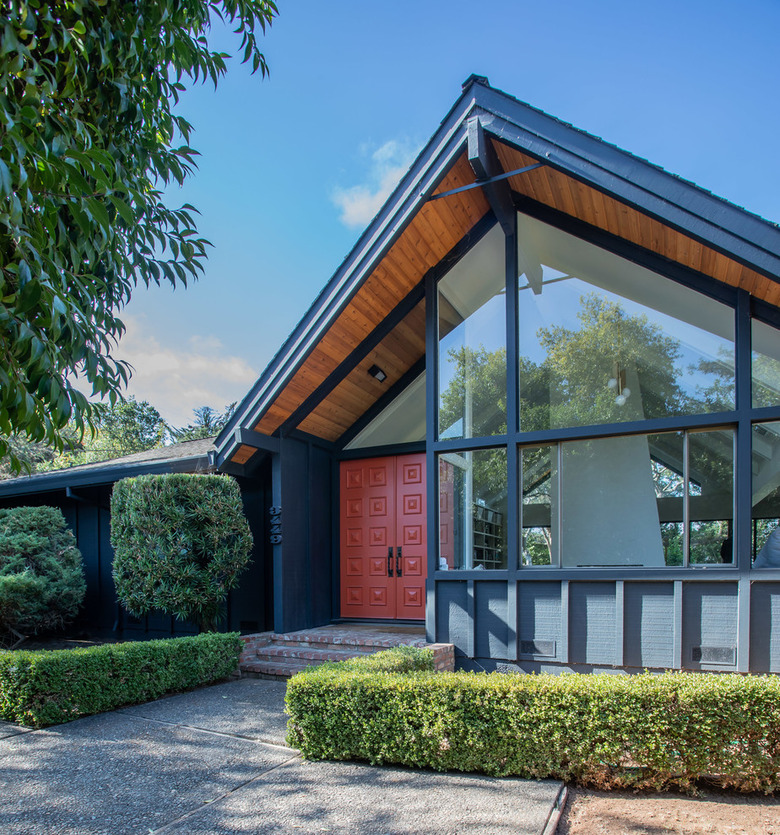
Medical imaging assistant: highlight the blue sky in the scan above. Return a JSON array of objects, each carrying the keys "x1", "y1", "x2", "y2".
[{"x1": 119, "y1": 0, "x2": 780, "y2": 426}]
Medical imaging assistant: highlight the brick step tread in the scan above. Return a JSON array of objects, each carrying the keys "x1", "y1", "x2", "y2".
[
  {"x1": 241, "y1": 659, "x2": 313, "y2": 678},
  {"x1": 271, "y1": 634, "x2": 427, "y2": 650},
  {"x1": 257, "y1": 646, "x2": 373, "y2": 663}
]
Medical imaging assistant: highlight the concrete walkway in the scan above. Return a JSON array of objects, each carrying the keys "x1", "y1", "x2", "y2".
[{"x1": 0, "y1": 679, "x2": 564, "y2": 834}]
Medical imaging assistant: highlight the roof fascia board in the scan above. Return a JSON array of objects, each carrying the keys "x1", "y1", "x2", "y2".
[
  {"x1": 0, "y1": 455, "x2": 210, "y2": 499},
  {"x1": 214, "y1": 90, "x2": 483, "y2": 464},
  {"x1": 472, "y1": 87, "x2": 780, "y2": 279}
]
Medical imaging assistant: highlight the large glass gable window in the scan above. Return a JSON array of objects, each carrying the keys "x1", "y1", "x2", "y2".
[
  {"x1": 430, "y1": 210, "x2": 778, "y2": 573},
  {"x1": 516, "y1": 215, "x2": 735, "y2": 431}
]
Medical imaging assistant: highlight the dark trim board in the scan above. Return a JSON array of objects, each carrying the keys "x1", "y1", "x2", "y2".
[
  {"x1": 338, "y1": 441, "x2": 426, "y2": 461},
  {"x1": 753, "y1": 296, "x2": 780, "y2": 329},
  {"x1": 280, "y1": 283, "x2": 426, "y2": 435},
  {"x1": 235, "y1": 428, "x2": 280, "y2": 454},
  {"x1": 0, "y1": 454, "x2": 211, "y2": 498},
  {"x1": 329, "y1": 618, "x2": 426, "y2": 627},
  {"x1": 432, "y1": 412, "x2": 744, "y2": 455}
]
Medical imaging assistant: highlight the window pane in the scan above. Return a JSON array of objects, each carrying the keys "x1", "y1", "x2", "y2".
[
  {"x1": 752, "y1": 319, "x2": 780, "y2": 408},
  {"x1": 345, "y1": 373, "x2": 426, "y2": 449},
  {"x1": 688, "y1": 429, "x2": 734, "y2": 564},
  {"x1": 753, "y1": 421, "x2": 780, "y2": 568},
  {"x1": 438, "y1": 225, "x2": 506, "y2": 440},
  {"x1": 649, "y1": 432, "x2": 685, "y2": 566},
  {"x1": 516, "y1": 213, "x2": 735, "y2": 431},
  {"x1": 520, "y1": 445, "x2": 556, "y2": 566},
  {"x1": 438, "y1": 448, "x2": 507, "y2": 570},
  {"x1": 559, "y1": 435, "x2": 669, "y2": 567}
]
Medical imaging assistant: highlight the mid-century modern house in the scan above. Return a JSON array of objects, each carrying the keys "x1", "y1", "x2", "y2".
[
  {"x1": 2, "y1": 76, "x2": 779, "y2": 674},
  {"x1": 211, "y1": 75, "x2": 780, "y2": 674}
]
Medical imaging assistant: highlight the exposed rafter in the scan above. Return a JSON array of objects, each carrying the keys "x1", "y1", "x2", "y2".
[{"x1": 235, "y1": 428, "x2": 280, "y2": 454}]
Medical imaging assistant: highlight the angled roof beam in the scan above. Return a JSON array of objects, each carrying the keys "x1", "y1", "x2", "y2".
[
  {"x1": 278, "y1": 282, "x2": 425, "y2": 436},
  {"x1": 428, "y1": 162, "x2": 543, "y2": 202},
  {"x1": 468, "y1": 116, "x2": 515, "y2": 236},
  {"x1": 219, "y1": 460, "x2": 248, "y2": 478},
  {"x1": 235, "y1": 428, "x2": 280, "y2": 455}
]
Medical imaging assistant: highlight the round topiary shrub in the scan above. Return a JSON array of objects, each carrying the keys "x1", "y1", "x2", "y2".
[
  {"x1": 0, "y1": 506, "x2": 87, "y2": 640},
  {"x1": 111, "y1": 473, "x2": 253, "y2": 631}
]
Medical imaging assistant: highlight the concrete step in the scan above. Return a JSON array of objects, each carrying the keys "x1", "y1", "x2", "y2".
[{"x1": 238, "y1": 627, "x2": 447, "y2": 680}]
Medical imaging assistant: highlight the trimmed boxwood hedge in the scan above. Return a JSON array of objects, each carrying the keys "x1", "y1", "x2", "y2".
[
  {"x1": 0, "y1": 632, "x2": 241, "y2": 728},
  {"x1": 286, "y1": 648, "x2": 780, "y2": 793}
]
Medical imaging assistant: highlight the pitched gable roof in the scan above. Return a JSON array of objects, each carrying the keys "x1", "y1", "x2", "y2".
[{"x1": 215, "y1": 75, "x2": 780, "y2": 470}]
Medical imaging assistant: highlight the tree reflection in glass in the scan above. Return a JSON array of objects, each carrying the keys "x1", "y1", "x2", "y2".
[{"x1": 516, "y1": 214, "x2": 735, "y2": 431}]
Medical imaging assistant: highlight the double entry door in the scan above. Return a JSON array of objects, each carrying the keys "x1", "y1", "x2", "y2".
[{"x1": 339, "y1": 453, "x2": 427, "y2": 620}]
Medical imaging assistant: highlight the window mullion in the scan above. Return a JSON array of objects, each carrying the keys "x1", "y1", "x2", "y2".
[{"x1": 683, "y1": 430, "x2": 690, "y2": 568}]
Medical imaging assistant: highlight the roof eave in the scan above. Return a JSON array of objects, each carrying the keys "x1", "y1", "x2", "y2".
[
  {"x1": 0, "y1": 454, "x2": 212, "y2": 499},
  {"x1": 213, "y1": 84, "x2": 485, "y2": 465},
  {"x1": 472, "y1": 85, "x2": 780, "y2": 278}
]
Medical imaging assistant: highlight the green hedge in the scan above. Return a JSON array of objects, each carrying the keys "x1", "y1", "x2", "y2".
[
  {"x1": 286, "y1": 649, "x2": 780, "y2": 792},
  {"x1": 0, "y1": 632, "x2": 241, "y2": 728}
]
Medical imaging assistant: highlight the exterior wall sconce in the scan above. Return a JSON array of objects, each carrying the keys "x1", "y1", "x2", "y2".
[{"x1": 368, "y1": 364, "x2": 387, "y2": 383}]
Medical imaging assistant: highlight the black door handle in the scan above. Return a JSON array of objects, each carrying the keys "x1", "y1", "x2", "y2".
[
  {"x1": 387, "y1": 547, "x2": 393, "y2": 577},
  {"x1": 396, "y1": 546, "x2": 402, "y2": 577}
]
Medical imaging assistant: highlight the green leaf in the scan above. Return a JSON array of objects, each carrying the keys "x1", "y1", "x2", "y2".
[
  {"x1": 110, "y1": 195, "x2": 135, "y2": 225},
  {"x1": 0, "y1": 158, "x2": 11, "y2": 195}
]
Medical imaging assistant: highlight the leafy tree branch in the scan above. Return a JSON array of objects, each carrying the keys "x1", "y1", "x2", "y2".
[{"x1": 0, "y1": 0, "x2": 277, "y2": 469}]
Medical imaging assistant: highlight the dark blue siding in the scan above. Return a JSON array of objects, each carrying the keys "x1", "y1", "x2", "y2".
[{"x1": 623, "y1": 582, "x2": 675, "y2": 670}]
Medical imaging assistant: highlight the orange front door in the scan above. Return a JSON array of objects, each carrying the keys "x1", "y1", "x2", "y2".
[{"x1": 340, "y1": 454, "x2": 426, "y2": 620}]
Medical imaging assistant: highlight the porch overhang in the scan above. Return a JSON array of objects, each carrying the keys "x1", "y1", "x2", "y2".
[{"x1": 215, "y1": 75, "x2": 780, "y2": 472}]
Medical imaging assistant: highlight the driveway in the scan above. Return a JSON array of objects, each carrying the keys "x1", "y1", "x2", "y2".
[{"x1": 0, "y1": 678, "x2": 563, "y2": 834}]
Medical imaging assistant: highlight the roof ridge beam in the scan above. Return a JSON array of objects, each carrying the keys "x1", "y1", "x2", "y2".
[{"x1": 468, "y1": 116, "x2": 515, "y2": 235}]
